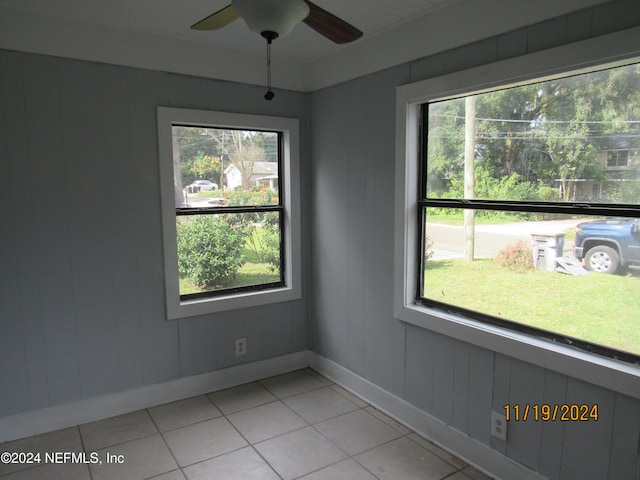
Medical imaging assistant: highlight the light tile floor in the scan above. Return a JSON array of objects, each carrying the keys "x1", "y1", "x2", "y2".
[{"x1": 0, "y1": 369, "x2": 493, "y2": 480}]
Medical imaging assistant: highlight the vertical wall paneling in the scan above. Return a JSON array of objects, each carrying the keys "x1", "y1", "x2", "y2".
[
  {"x1": 442, "y1": 47, "x2": 468, "y2": 76},
  {"x1": 126, "y1": 68, "x2": 180, "y2": 385},
  {"x1": 464, "y1": 37, "x2": 498, "y2": 71},
  {"x1": 0, "y1": 52, "x2": 49, "y2": 412},
  {"x1": 0, "y1": 52, "x2": 31, "y2": 417},
  {"x1": 166, "y1": 74, "x2": 309, "y2": 379},
  {"x1": 100, "y1": 63, "x2": 145, "y2": 392},
  {"x1": 23, "y1": 55, "x2": 82, "y2": 407},
  {"x1": 565, "y1": 9, "x2": 593, "y2": 44},
  {"x1": 290, "y1": 299, "x2": 308, "y2": 353},
  {"x1": 310, "y1": 65, "x2": 412, "y2": 394},
  {"x1": 306, "y1": 2, "x2": 640, "y2": 480},
  {"x1": 527, "y1": 17, "x2": 567, "y2": 54},
  {"x1": 591, "y1": 0, "x2": 640, "y2": 37},
  {"x1": 559, "y1": 378, "x2": 615, "y2": 480},
  {"x1": 608, "y1": 394, "x2": 640, "y2": 480},
  {"x1": 0, "y1": 49, "x2": 310, "y2": 422},
  {"x1": 496, "y1": 29, "x2": 528, "y2": 63},
  {"x1": 347, "y1": 76, "x2": 366, "y2": 376},
  {"x1": 404, "y1": 325, "x2": 435, "y2": 414},
  {"x1": 58, "y1": 58, "x2": 120, "y2": 399},
  {"x1": 371, "y1": 67, "x2": 411, "y2": 398},
  {"x1": 491, "y1": 354, "x2": 511, "y2": 455},
  {"x1": 466, "y1": 345, "x2": 494, "y2": 443},
  {"x1": 506, "y1": 360, "x2": 545, "y2": 470},
  {"x1": 309, "y1": 84, "x2": 350, "y2": 365},
  {"x1": 361, "y1": 76, "x2": 378, "y2": 383},
  {"x1": 431, "y1": 333, "x2": 455, "y2": 425},
  {"x1": 537, "y1": 370, "x2": 568, "y2": 479},
  {"x1": 452, "y1": 341, "x2": 470, "y2": 433},
  {"x1": 260, "y1": 302, "x2": 295, "y2": 360},
  {"x1": 177, "y1": 317, "x2": 217, "y2": 378},
  {"x1": 215, "y1": 310, "x2": 250, "y2": 369}
]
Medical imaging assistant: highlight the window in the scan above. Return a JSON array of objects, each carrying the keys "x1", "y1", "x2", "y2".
[
  {"x1": 158, "y1": 108, "x2": 301, "y2": 319},
  {"x1": 418, "y1": 62, "x2": 640, "y2": 362},
  {"x1": 607, "y1": 150, "x2": 629, "y2": 168},
  {"x1": 395, "y1": 29, "x2": 640, "y2": 396}
]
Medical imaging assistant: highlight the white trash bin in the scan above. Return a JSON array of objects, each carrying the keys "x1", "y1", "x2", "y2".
[{"x1": 531, "y1": 233, "x2": 566, "y2": 272}]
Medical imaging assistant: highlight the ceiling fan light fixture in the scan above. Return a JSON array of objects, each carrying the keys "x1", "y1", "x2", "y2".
[{"x1": 231, "y1": 0, "x2": 310, "y2": 38}]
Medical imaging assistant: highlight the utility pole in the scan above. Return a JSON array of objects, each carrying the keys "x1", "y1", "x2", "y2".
[
  {"x1": 464, "y1": 95, "x2": 476, "y2": 261},
  {"x1": 172, "y1": 128, "x2": 184, "y2": 207}
]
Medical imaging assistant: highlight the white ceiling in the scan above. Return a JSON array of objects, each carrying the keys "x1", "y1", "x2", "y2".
[
  {"x1": 0, "y1": 0, "x2": 612, "y2": 92},
  {"x1": 0, "y1": 0, "x2": 458, "y2": 62}
]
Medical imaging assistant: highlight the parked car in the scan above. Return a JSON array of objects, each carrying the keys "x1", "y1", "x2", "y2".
[
  {"x1": 189, "y1": 180, "x2": 218, "y2": 191},
  {"x1": 573, "y1": 218, "x2": 640, "y2": 273}
]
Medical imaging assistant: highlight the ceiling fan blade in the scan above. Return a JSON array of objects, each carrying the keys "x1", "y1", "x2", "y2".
[
  {"x1": 191, "y1": 5, "x2": 240, "y2": 31},
  {"x1": 302, "y1": 0, "x2": 362, "y2": 44}
]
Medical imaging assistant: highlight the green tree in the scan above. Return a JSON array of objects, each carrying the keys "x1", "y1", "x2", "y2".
[
  {"x1": 427, "y1": 62, "x2": 640, "y2": 203},
  {"x1": 192, "y1": 154, "x2": 221, "y2": 183}
]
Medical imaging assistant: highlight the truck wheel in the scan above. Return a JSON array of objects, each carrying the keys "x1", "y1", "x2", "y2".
[{"x1": 584, "y1": 245, "x2": 620, "y2": 274}]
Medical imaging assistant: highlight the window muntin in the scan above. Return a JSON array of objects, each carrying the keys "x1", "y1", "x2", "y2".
[
  {"x1": 171, "y1": 126, "x2": 284, "y2": 299},
  {"x1": 419, "y1": 61, "x2": 640, "y2": 363}
]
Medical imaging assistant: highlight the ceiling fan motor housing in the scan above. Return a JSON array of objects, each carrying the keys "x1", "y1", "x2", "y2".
[{"x1": 232, "y1": 0, "x2": 310, "y2": 39}]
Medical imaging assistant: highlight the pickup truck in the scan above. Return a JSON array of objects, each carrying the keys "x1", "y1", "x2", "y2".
[{"x1": 573, "y1": 218, "x2": 640, "y2": 273}]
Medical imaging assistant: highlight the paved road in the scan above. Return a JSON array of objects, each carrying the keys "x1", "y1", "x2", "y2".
[{"x1": 427, "y1": 219, "x2": 584, "y2": 260}]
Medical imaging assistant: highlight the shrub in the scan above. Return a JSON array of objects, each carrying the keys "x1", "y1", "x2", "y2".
[
  {"x1": 177, "y1": 215, "x2": 250, "y2": 289},
  {"x1": 261, "y1": 227, "x2": 281, "y2": 272},
  {"x1": 243, "y1": 212, "x2": 281, "y2": 273},
  {"x1": 260, "y1": 212, "x2": 281, "y2": 272},
  {"x1": 224, "y1": 184, "x2": 278, "y2": 207},
  {"x1": 495, "y1": 240, "x2": 533, "y2": 272}
]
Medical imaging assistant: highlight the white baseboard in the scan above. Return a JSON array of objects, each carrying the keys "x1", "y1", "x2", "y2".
[
  {"x1": 2, "y1": 348, "x2": 546, "y2": 480},
  {"x1": 0, "y1": 350, "x2": 312, "y2": 443},
  {"x1": 309, "y1": 353, "x2": 547, "y2": 480}
]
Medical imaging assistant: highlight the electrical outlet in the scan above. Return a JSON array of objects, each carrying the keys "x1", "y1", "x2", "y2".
[
  {"x1": 234, "y1": 337, "x2": 246, "y2": 356},
  {"x1": 491, "y1": 411, "x2": 507, "y2": 441}
]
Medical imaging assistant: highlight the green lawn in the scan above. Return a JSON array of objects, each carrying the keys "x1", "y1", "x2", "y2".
[{"x1": 423, "y1": 258, "x2": 640, "y2": 356}]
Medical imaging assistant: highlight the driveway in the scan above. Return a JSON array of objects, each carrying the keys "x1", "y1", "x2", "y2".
[{"x1": 427, "y1": 219, "x2": 584, "y2": 260}]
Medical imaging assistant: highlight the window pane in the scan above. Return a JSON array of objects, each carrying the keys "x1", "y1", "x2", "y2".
[
  {"x1": 171, "y1": 126, "x2": 280, "y2": 208},
  {"x1": 426, "y1": 63, "x2": 640, "y2": 203},
  {"x1": 177, "y1": 211, "x2": 282, "y2": 297},
  {"x1": 421, "y1": 207, "x2": 640, "y2": 356}
]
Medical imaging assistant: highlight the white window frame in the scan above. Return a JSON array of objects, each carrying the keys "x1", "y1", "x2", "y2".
[
  {"x1": 394, "y1": 27, "x2": 640, "y2": 399},
  {"x1": 158, "y1": 107, "x2": 302, "y2": 319}
]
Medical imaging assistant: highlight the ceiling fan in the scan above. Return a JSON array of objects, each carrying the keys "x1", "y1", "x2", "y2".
[{"x1": 191, "y1": 0, "x2": 363, "y2": 100}]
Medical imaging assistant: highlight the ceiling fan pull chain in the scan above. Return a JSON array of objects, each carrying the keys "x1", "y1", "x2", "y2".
[{"x1": 265, "y1": 37, "x2": 275, "y2": 100}]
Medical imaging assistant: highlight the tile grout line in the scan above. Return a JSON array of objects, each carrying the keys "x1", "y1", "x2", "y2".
[
  {"x1": 1, "y1": 369, "x2": 489, "y2": 480},
  {"x1": 146, "y1": 405, "x2": 183, "y2": 479}
]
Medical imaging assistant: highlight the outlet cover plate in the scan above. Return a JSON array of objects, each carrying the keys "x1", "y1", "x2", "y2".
[
  {"x1": 491, "y1": 410, "x2": 507, "y2": 441},
  {"x1": 235, "y1": 337, "x2": 246, "y2": 356}
]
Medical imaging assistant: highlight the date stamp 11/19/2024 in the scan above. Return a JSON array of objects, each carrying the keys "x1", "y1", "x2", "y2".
[{"x1": 504, "y1": 404, "x2": 599, "y2": 422}]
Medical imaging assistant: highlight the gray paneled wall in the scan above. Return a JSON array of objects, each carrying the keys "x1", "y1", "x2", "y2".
[
  {"x1": 0, "y1": 50, "x2": 310, "y2": 418},
  {"x1": 310, "y1": 1, "x2": 640, "y2": 479}
]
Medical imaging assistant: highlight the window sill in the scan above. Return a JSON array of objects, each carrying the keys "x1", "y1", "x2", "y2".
[
  {"x1": 396, "y1": 302, "x2": 640, "y2": 400},
  {"x1": 167, "y1": 285, "x2": 301, "y2": 319}
]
